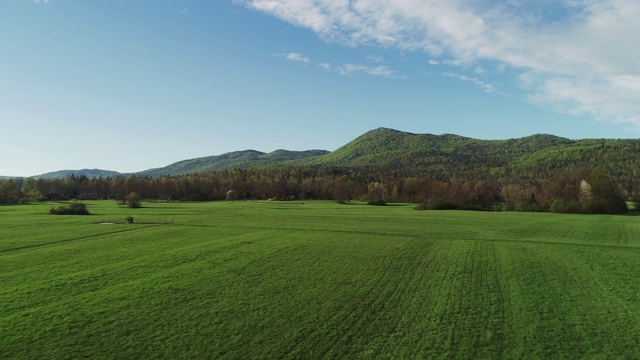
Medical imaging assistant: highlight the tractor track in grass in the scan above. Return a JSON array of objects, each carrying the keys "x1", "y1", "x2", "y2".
[
  {"x1": 0, "y1": 227, "x2": 149, "y2": 256},
  {"x1": 451, "y1": 236, "x2": 640, "y2": 250},
  {"x1": 174, "y1": 222, "x2": 419, "y2": 240},
  {"x1": 176, "y1": 222, "x2": 640, "y2": 251},
  {"x1": 294, "y1": 243, "x2": 424, "y2": 358}
]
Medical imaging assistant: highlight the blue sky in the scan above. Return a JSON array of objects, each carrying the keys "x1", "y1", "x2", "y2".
[{"x1": 2, "y1": 0, "x2": 640, "y2": 176}]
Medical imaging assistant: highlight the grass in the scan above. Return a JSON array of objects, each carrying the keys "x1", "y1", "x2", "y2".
[{"x1": 2, "y1": 201, "x2": 640, "y2": 358}]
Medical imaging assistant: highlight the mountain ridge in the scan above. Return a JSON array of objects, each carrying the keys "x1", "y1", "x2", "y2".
[{"x1": 7, "y1": 128, "x2": 638, "y2": 181}]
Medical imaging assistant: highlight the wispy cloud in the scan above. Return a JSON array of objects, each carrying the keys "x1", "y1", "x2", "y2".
[
  {"x1": 337, "y1": 64, "x2": 402, "y2": 79},
  {"x1": 276, "y1": 52, "x2": 310, "y2": 64},
  {"x1": 442, "y1": 72, "x2": 496, "y2": 94},
  {"x1": 366, "y1": 55, "x2": 385, "y2": 63},
  {"x1": 33, "y1": 0, "x2": 49, "y2": 3},
  {"x1": 241, "y1": 0, "x2": 640, "y2": 128},
  {"x1": 276, "y1": 52, "x2": 402, "y2": 79}
]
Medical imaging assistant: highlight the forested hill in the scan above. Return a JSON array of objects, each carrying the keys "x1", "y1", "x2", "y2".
[
  {"x1": 22, "y1": 128, "x2": 640, "y2": 190},
  {"x1": 34, "y1": 169, "x2": 123, "y2": 180},
  {"x1": 136, "y1": 149, "x2": 330, "y2": 178},
  {"x1": 141, "y1": 127, "x2": 640, "y2": 184},
  {"x1": 28, "y1": 150, "x2": 329, "y2": 179},
  {"x1": 305, "y1": 127, "x2": 640, "y2": 189}
]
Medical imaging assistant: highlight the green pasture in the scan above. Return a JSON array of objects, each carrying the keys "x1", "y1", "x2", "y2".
[{"x1": 2, "y1": 201, "x2": 640, "y2": 359}]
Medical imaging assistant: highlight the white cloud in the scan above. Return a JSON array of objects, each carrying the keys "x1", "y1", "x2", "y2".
[
  {"x1": 241, "y1": 0, "x2": 640, "y2": 128},
  {"x1": 286, "y1": 52, "x2": 309, "y2": 63},
  {"x1": 528, "y1": 75, "x2": 640, "y2": 127},
  {"x1": 366, "y1": 55, "x2": 385, "y2": 63},
  {"x1": 337, "y1": 64, "x2": 401, "y2": 79},
  {"x1": 274, "y1": 51, "x2": 401, "y2": 78},
  {"x1": 276, "y1": 52, "x2": 310, "y2": 64},
  {"x1": 443, "y1": 72, "x2": 496, "y2": 93},
  {"x1": 33, "y1": 0, "x2": 49, "y2": 3},
  {"x1": 277, "y1": 52, "x2": 400, "y2": 78}
]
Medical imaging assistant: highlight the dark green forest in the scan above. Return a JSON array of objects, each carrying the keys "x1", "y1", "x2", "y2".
[{"x1": 2, "y1": 128, "x2": 638, "y2": 214}]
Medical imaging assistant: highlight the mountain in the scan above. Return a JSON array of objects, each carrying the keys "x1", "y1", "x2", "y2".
[
  {"x1": 137, "y1": 149, "x2": 330, "y2": 177},
  {"x1": 35, "y1": 169, "x2": 124, "y2": 179},
  {"x1": 7, "y1": 128, "x2": 640, "y2": 186},
  {"x1": 137, "y1": 126, "x2": 638, "y2": 186},
  {"x1": 301, "y1": 128, "x2": 638, "y2": 184},
  {"x1": 300, "y1": 127, "x2": 574, "y2": 173}
]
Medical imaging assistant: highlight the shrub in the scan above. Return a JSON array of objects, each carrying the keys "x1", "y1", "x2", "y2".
[
  {"x1": 414, "y1": 200, "x2": 457, "y2": 211},
  {"x1": 367, "y1": 199, "x2": 387, "y2": 206},
  {"x1": 549, "y1": 199, "x2": 567, "y2": 213},
  {"x1": 428, "y1": 199, "x2": 458, "y2": 210},
  {"x1": 49, "y1": 202, "x2": 90, "y2": 215},
  {"x1": 583, "y1": 197, "x2": 628, "y2": 214},
  {"x1": 125, "y1": 192, "x2": 142, "y2": 208},
  {"x1": 125, "y1": 216, "x2": 134, "y2": 224},
  {"x1": 414, "y1": 202, "x2": 428, "y2": 210}
]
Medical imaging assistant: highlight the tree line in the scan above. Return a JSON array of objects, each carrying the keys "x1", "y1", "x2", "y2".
[{"x1": 0, "y1": 166, "x2": 631, "y2": 214}]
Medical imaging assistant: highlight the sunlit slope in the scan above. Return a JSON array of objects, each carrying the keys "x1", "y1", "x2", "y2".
[
  {"x1": 29, "y1": 128, "x2": 640, "y2": 185},
  {"x1": 306, "y1": 128, "x2": 640, "y2": 182}
]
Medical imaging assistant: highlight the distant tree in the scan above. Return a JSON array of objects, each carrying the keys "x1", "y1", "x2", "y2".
[
  {"x1": 125, "y1": 192, "x2": 142, "y2": 208},
  {"x1": 332, "y1": 178, "x2": 349, "y2": 204},
  {"x1": 0, "y1": 180, "x2": 18, "y2": 204},
  {"x1": 583, "y1": 168, "x2": 627, "y2": 214},
  {"x1": 367, "y1": 182, "x2": 386, "y2": 205},
  {"x1": 501, "y1": 184, "x2": 524, "y2": 211},
  {"x1": 21, "y1": 177, "x2": 42, "y2": 203},
  {"x1": 545, "y1": 168, "x2": 627, "y2": 214},
  {"x1": 500, "y1": 182, "x2": 542, "y2": 211},
  {"x1": 390, "y1": 184, "x2": 399, "y2": 203},
  {"x1": 226, "y1": 189, "x2": 238, "y2": 201}
]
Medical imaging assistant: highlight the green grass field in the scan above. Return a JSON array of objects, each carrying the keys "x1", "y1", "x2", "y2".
[{"x1": 2, "y1": 201, "x2": 640, "y2": 359}]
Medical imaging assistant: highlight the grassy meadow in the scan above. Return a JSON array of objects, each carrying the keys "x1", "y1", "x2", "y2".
[{"x1": 2, "y1": 200, "x2": 640, "y2": 359}]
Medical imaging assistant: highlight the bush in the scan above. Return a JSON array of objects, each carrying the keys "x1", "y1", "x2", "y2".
[
  {"x1": 583, "y1": 197, "x2": 628, "y2": 214},
  {"x1": 549, "y1": 199, "x2": 567, "y2": 213},
  {"x1": 126, "y1": 192, "x2": 142, "y2": 208},
  {"x1": 414, "y1": 200, "x2": 457, "y2": 211},
  {"x1": 414, "y1": 202, "x2": 428, "y2": 210},
  {"x1": 49, "y1": 202, "x2": 90, "y2": 215},
  {"x1": 429, "y1": 199, "x2": 458, "y2": 210},
  {"x1": 125, "y1": 216, "x2": 134, "y2": 224},
  {"x1": 367, "y1": 199, "x2": 387, "y2": 206}
]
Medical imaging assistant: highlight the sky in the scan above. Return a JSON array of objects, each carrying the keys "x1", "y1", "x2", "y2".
[{"x1": 2, "y1": 0, "x2": 640, "y2": 177}]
